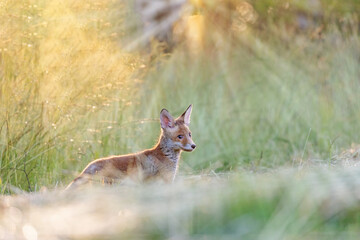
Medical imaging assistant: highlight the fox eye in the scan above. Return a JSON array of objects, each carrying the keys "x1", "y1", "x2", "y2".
[
  {"x1": 189, "y1": 132, "x2": 192, "y2": 137},
  {"x1": 177, "y1": 135, "x2": 183, "y2": 139}
]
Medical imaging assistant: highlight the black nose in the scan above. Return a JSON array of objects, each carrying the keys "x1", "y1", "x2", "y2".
[{"x1": 191, "y1": 144, "x2": 196, "y2": 149}]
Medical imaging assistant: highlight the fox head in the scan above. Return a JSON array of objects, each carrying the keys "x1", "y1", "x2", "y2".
[{"x1": 160, "y1": 104, "x2": 196, "y2": 152}]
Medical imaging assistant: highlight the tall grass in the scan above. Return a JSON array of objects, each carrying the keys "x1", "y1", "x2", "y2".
[
  {"x1": 0, "y1": 0, "x2": 140, "y2": 191},
  {"x1": 1, "y1": 0, "x2": 360, "y2": 191},
  {"x1": 138, "y1": 29, "x2": 360, "y2": 172}
]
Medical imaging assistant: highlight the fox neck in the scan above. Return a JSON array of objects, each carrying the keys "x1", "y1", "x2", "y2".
[{"x1": 157, "y1": 134, "x2": 181, "y2": 164}]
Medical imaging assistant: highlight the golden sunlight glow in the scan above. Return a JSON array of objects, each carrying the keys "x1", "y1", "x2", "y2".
[
  {"x1": 190, "y1": 0, "x2": 204, "y2": 8},
  {"x1": 173, "y1": 0, "x2": 258, "y2": 54},
  {"x1": 0, "y1": 0, "x2": 141, "y2": 128},
  {"x1": 183, "y1": 15, "x2": 205, "y2": 53},
  {"x1": 38, "y1": 1, "x2": 137, "y2": 103}
]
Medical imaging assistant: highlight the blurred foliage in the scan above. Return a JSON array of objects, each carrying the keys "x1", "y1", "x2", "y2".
[
  {"x1": 0, "y1": 0, "x2": 359, "y2": 192},
  {"x1": 2, "y1": 168, "x2": 360, "y2": 238},
  {"x1": 0, "y1": 0, "x2": 140, "y2": 192}
]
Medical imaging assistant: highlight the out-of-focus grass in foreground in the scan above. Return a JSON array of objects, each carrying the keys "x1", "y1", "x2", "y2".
[{"x1": 2, "y1": 167, "x2": 360, "y2": 239}]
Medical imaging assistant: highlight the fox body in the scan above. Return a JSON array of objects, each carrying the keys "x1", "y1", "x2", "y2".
[{"x1": 66, "y1": 105, "x2": 196, "y2": 189}]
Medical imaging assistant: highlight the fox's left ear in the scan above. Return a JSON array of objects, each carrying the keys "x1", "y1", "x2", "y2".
[{"x1": 179, "y1": 104, "x2": 192, "y2": 125}]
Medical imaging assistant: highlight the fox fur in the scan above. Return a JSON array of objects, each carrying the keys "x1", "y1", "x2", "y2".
[{"x1": 66, "y1": 105, "x2": 196, "y2": 189}]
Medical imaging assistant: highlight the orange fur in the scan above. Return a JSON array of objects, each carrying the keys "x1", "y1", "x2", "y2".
[{"x1": 66, "y1": 105, "x2": 196, "y2": 189}]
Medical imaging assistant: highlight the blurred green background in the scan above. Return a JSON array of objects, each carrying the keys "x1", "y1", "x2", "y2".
[{"x1": 1, "y1": 0, "x2": 359, "y2": 190}]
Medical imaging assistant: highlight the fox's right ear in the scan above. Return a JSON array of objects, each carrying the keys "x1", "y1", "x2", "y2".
[{"x1": 160, "y1": 109, "x2": 175, "y2": 129}]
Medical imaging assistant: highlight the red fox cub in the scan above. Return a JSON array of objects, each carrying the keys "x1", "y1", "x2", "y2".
[{"x1": 66, "y1": 105, "x2": 196, "y2": 189}]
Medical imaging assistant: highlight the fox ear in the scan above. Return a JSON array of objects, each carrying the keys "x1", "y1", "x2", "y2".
[
  {"x1": 160, "y1": 109, "x2": 175, "y2": 129},
  {"x1": 179, "y1": 104, "x2": 192, "y2": 125}
]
